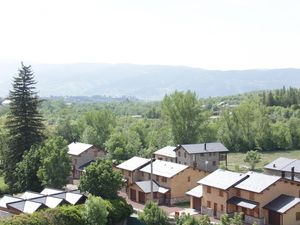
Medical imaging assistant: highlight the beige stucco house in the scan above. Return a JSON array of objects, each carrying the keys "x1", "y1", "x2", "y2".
[
  {"x1": 117, "y1": 157, "x2": 207, "y2": 205},
  {"x1": 187, "y1": 169, "x2": 300, "y2": 225}
]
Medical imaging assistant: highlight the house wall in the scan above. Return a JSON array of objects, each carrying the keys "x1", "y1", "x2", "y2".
[
  {"x1": 170, "y1": 168, "x2": 207, "y2": 204},
  {"x1": 154, "y1": 154, "x2": 176, "y2": 163},
  {"x1": 282, "y1": 204, "x2": 300, "y2": 225},
  {"x1": 70, "y1": 146, "x2": 106, "y2": 179},
  {"x1": 235, "y1": 179, "x2": 300, "y2": 224},
  {"x1": 265, "y1": 168, "x2": 300, "y2": 182},
  {"x1": 176, "y1": 147, "x2": 222, "y2": 172},
  {"x1": 201, "y1": 185, "x2": 235, "y2": 218},
  {"x1": 120, "y1": 169, "x2": 140, "y2": 185},
  {"x1": 138, "y1": 167, "x2": 206, "y2": 204}
]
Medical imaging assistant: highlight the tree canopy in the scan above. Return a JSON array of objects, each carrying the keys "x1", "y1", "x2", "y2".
[{"x1": 79, "y1": 159, "x2": 123, "y2": 199}]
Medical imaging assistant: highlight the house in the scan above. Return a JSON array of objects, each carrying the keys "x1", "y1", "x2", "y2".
[
  {"x1": 187, "y1": 169, "x2": 300, "y2": 225},
  {"x1": 175, "y1": 142, "x2": 228, "y2": 172},
  {"x1": 264, "y1": 157, "x2": 300, "y2": 182},
  {"x1": 0, "y1": 188, "x2": 86, "y2": 217},
  {"x1": 263, "y1": 195, "x2": 300, "y2": 225},
  {"x1": 117, "y1": 157, "x2": 207, "y2": 205},
  {"x1": 154, "y1": 146, "x2": 176, "y2": 162},
  {"x1": 68, "y1": 142, "x2": 106, "y2": 179},
  {"x1": 197, "y1": 169, "x2": 248, "y2": 218},
  {"x1": 116, "y1": 156, "x2": 151, "y2": 187}
]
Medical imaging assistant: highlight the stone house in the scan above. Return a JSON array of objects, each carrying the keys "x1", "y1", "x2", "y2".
[
  {"x1": 154, "y1": 146, "x2": 176, "y2": 162},
  {"x1": 68, "y1": 142, "x2": 106, "y2": 179},
  {"x1": 175, "y1": 142, "x2": 228, "y2": 172},
  {"x1": 264, "y1": 157, "x2": 300, "y2": 182}
]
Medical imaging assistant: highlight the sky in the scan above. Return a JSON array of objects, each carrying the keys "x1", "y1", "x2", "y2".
[{"x1": 0, "y1": 0, "x2": 300, "y2": 70}]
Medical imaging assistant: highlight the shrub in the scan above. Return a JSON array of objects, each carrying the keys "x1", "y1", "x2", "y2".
[{"x1": 138, "y1": 201, "x2": 169, "y2": 225}]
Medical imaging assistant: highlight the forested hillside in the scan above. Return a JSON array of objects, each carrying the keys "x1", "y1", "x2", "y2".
[{"x1": 1, "y1": 62, "x2": 300, "y2": 99}]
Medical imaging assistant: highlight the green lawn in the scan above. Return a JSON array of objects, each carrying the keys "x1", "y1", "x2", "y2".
[{"x1": 226, "y1": 149, "x2": 300, "y2": 172}]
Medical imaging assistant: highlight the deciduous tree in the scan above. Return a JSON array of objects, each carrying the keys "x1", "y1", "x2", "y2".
[
  {"x1": 37, "y1": 137, "x2": 71, "y2": 188},
  {"x1": 79, "y1": 159, "x2": 123, "y2": 199},
  {"x1": 162, "y1": 91, "x2": 203, "y2": 144}
]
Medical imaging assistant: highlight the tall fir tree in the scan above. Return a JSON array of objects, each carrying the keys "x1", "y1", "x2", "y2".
[{"x1": 3, "y1": 63, "x2": 45, "y2": 191}]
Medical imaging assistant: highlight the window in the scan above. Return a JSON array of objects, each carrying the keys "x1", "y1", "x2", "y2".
[
  {"x1": 162, "y1": 177, "x2": 167, "y2": 183},
  {"x1": 200, "y1": 153, "x2": 204, "y2": 157},
  {"x1": 184, "y1": 152, "x2": 187, "y2": 158},
  {"x1": 219, "y1": 190, "x2": 223, "y2": 197},
  {"x1": 187, "y1": 176, "x2": 191, "y2": 182},
  {"x1": 128, "y1": 171, "x2": 131, "y2": 177},
  {"x1": 178, "y1": 151, "x2": 181, "y2": 157},
  {"x1": 213, "y1": 161, "x2": 216, "y2": 166},
  {"x1": 207, "y1": 186, "x2": 211, "y2": 193},
  {"x1": 141, "y1": 172, "x2": 144, "y2": 177},
  {"x1": 179, "y1": 161, "x2": 181, "y2": 164},
  {"x1": 207, "y1": 201, "x2": 211, "y2": 208},
  {"x1": 153, "y1": 192, "x2": 158, "y2": 199},
  {"x1": 236, "y1": 189, "x2": 241, "y2": 197},
  {"x1": 220, "y1": 204, "x2": 224, "y2": 212},
  {"x1": 249, "y1": 192, "x2": 255, "y2": 201},
  {"x1": 184, "y1": 162, "x2": 187, "y2": 165},
  {"x1": 296, "y1": 212, "x2": 300, "y2": 221},
  {"x1": 209, "y1": 153, "x2": 212, "y2": 156}
]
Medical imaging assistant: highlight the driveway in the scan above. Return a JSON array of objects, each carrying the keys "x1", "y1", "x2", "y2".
[{"x1": 118, "y1": 191, "x2": 184, "y2": 215}]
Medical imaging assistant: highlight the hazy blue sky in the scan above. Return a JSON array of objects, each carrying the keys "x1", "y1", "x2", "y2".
[{"x1": 1, "y1": 0, "x2": 300, "y2": 69}]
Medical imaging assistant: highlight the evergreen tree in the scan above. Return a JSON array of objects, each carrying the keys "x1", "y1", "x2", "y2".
[{"x1": 3, "y1": 63, "x2": 45, "y2": 190}]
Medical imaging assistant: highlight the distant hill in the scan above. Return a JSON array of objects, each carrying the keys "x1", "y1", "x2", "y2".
[{"x1": 0, "y1": 62, "x2": 300, "y2": 100}]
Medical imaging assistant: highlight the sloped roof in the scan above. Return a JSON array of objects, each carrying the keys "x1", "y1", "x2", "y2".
[
  {"x1": 68, "y1": 142, "x2": 93, "y2": 156},
  {"x1": 50, "y1": 192, "x2": 85, "y2": 205},
  {"x1": 177, "y1": 142, "x2": 229, "y2": 154},
  {"x1": 235, "y1": 171, "x2": 280, "y2": 193},
  {"x1": 264, "y1": 195, "x2": 300, "y2": 214},
  {"x1": 186, "y1": 185, "x2": 203, "y2": 198},
  {"x1": 20, "y1": 191, "x2": 43, "y2": 199},
  {"x1": 78, "y1": 160, "x2": 95, "y2": 171},
  {"x1": 154, "y1": 146, "x2": 176, "y2": 158},
  {"x1": 135, "y1": 181, "x2": 169, "y2": 194},
  {"x1": 30, "y1": 196, "x2": 65, "y2": 208},
  {"x1": 0, "y1": 195, "x2": 22, "y2": 208},
  {"x1": 264, "y1": 157, "x2": 300, "y2": 173},
  {"x1": 116, "y1": 156, "x2": 151, "y2": 172},
  {"x1": 7, "y1": 200, "x2": 44, "y2": 213},
  {"x1": 227, "y1": 196, "x2": 258, "y2": 210},
  {"x1": 40, "y1": 188, "x2": 64, "y2": 195},
  {"x1": 140, "y1": 160, "x2": 188, "y2": 178},
  {"x1": 198, "y1": 169, "x2": 248, "y2": 190}
]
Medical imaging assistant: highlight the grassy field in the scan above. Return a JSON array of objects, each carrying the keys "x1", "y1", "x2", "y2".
[{"x1": 226, "y1": 149, "x2": 300, "y2": 172}]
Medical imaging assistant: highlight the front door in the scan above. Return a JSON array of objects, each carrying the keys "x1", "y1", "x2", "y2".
[
  {"x1": 130, "y1": 189, "x2": 136, "y2": 201},
  {"x1": 193, "y1": 197, "x2": 202, "y2": 211},
  {"x1": 213, "y1": 203, "x2": 217, "y2": 217},
  {"x1": 269, "y1": 210, "x2": 281, "y2": 225},
  {"x1": 138, "y1": 191, "x2": 146, "y2": 204}
]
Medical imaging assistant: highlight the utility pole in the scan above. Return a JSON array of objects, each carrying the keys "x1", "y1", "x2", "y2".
[{"x1": 150, "y1": 157, "x2": 153, "y2": 201}]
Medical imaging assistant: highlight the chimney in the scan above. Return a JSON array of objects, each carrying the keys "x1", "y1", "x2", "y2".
[
  {"x1": 204, "y1": 143, "x2": 207, "y2": 150},
  {"x1": 273, "y1": 164, "x2": 276, "y2": 168},
  {"x1": 291, "y1": 166, "x2": 295, "y2": 181}
]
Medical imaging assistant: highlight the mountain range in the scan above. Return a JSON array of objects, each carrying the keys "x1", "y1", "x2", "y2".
[{"x1": 0, "y1": 62, "x2": 300, "y2": 100}]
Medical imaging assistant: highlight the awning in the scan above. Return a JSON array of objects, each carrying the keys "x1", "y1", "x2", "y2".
[
  {"x1": 227, "y1": 196, "x2": 258, "y2": 210},
  {"x1": 186, "y1": 185, "x2": 203, "y2": 198}
]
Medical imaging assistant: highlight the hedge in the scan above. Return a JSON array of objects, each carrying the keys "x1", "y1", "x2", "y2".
[{"x1": 0, "y1": 197, "x2": 133, "y2": 225}]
